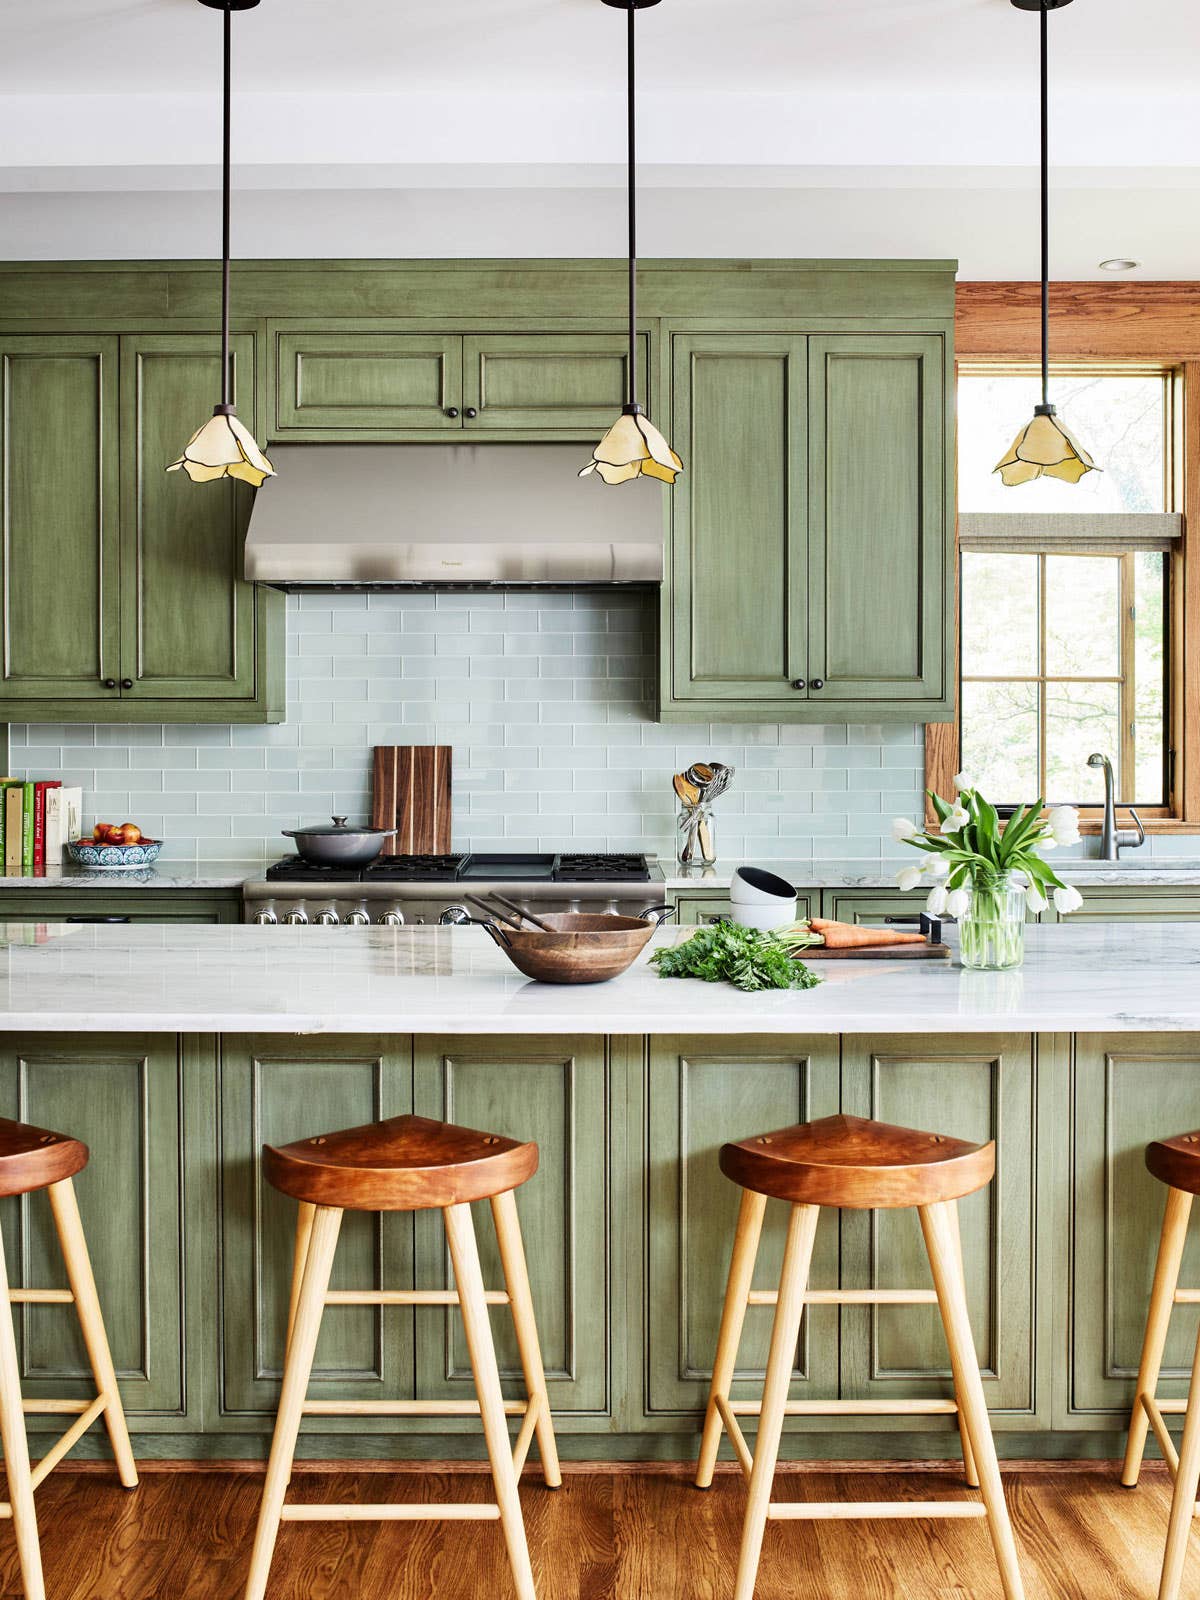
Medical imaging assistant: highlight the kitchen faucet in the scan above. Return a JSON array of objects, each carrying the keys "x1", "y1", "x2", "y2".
[{"x1": 1086, "y1": 753, "x2": 1146, "y2": 861}]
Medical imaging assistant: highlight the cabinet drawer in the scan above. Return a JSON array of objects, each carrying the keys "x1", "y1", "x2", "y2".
[
  {"x1": 273, "y1": 332, "x2": 463, "y2": 434},
  {"x1": 673, "y1": 890, "x2": 816, "y2": 926},
  {"x1": 463, "y1": 332, "x2": 649, "y2": 433}
]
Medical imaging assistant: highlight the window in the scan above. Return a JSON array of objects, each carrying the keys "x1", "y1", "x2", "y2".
[{"x1": 955, "y1": 366, "x2": 1178, "y2": 809}]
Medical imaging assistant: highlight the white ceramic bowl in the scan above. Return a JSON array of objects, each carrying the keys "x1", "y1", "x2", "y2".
[{"x1": 729, "y1": 866, "x2": 798, "y2": 930}]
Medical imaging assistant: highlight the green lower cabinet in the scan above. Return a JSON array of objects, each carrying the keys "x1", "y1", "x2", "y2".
[
  {"x1": 673, "y1": 890, "x2": 816, "y2": 927},
  {"x1": 0, "y1": 891, "x2": 241, "y2": 925},
  {"x1": 218, "y1": 1035, "x2": 415, "y2": 1425},
  {"x1": 0, "y1": 1034, "x2": 185, "y2": 1426},
  {"x1": 412, "y1": 1035, "x2": 609, "y2": 1420},
  {"x1": 1048, "y1": 890, "x2": 1200, "y2": 923},
  {"x1": 1068, "y1": 1033, "x2": 1200, "y2": 1428},
  {"x1": 839, "y1": 1034, "x2": 1042, "y2": 1429},
  {"x1": 820, "y1": 890, "x2": 923, "y2": 926},
  {"x1": 644, "y1": 1036, "x2": 841, "y2": 1422}
]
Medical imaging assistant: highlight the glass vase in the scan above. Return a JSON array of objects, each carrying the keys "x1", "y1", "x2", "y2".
[{"x1": 958, "y1": 870, "x2": 1026, "y2": 971}]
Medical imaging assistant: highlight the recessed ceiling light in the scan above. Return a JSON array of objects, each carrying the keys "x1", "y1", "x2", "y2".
[{"x1": 1098, "y1": 258, "x2": 1140, "y2": 272}]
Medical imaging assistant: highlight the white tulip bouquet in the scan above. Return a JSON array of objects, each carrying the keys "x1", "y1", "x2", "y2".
[{"x1": 892, "y1": 774, "x2": 1083, "y2": 966}]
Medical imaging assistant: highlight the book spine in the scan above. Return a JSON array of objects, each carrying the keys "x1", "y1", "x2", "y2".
[
  {"x1": 33, "y1": 782, "x2": 47, "y2": 872},
  {"x1": 5, "y1": 785, "x2": 23, "y2": 874},
  {"x1": 21, "y1": 782, "x2": 34, "y2": 874}
]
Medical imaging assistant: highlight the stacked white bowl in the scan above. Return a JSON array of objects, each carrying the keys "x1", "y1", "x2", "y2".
[{"x1": 727, "y1": 866, "x2": 798, "y2": 931}]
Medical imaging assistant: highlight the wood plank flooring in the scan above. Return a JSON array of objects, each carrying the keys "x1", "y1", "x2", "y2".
[{"x1": 1, "y1": 1462, "x2": 1190, "y2": 1599}]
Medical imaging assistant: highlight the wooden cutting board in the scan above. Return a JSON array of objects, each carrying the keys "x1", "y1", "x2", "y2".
[
  {"x1": 372, "y1": 746, "x2": 452, "y2": 857},
  {"x1": 801, "y1": 940, "x2": 951, "y2": 961}
]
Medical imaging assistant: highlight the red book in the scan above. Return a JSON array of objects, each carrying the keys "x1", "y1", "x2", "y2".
[{"x1": 33, "y1": 782, "x2": 59, "y2": 874}]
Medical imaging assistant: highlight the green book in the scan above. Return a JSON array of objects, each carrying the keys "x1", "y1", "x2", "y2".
[{"x1": 20, "y1": 781, "x2": 34, "y2": 875}]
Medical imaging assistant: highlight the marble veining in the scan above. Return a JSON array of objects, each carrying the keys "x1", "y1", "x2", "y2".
[{"x1": 2, "y1": 922, "x2": 1198, "y2": 1034}]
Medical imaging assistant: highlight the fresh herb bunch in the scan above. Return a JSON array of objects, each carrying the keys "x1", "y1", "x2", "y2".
[{"x1": 650, "y1": 922, "x2": 821, "y2": 993}]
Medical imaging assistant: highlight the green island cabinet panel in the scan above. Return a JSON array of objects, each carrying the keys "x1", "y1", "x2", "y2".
[
  {"x1": 462, "y1": 332, "x2": 650, "y2": 433},
  {"x1": 672, "y1": 889, "x2": 816, "y2": 927},
  {"x1": 412, "y1": 1035, "x2": 609, "y2": 1419},
  {"x1": 0, "y1": 336, "x2": 122, "y2": 706},
  {"x1": 644, "y1": 1036, "x2": 841, "y2": 1421},
  {"x1": 218, "y1": 1035, "x2": 416, "y2": 1424},
  {"x1": 839, "y1": 1035, "x2": 1041, "y2": 1427},
  {"x1": 272, "y1": 330, "x2": 463, "y2": 435},
  {"x1": 666, "y1": 334, "x2": 809, "y2": 708},
  {"x1": 0, "y1": 1033, "x2": 185, "y2": 1423},
  {"x1": 0, "y1": 892, "x2": 241, "y2": 925},
  {"x1": 1068, "y1": 1033, "x2": 1200, "y2": 1425},
  {"x1": 1046, "y1": 890, "x2": 1200, "y2": 924},
  {"x1": 807, "y1": 336, "x2": 948, "y2": 707}
]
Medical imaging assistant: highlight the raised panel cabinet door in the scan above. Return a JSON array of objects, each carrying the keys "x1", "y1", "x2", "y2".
[
  {"x1": 219, "y1": 1035, "x2": 415, "y2": 1421},
  {"x1": 462, "y1": 332, "x2": 650, "y2": 432},
  {"x1": 819, "y1": 890, "x2": 922, "y2": 926},
  {"x1": 1045, "y1": 891, "x2": 1200, "y2": 924},
  {"x1": 1070, "y1": 1033, "x2": 1200, "y2": 1420},
  {"x1": 273, "y1": 331, "x2": 463, "y2": 434},
  {"x1": 645, "y1": 1035, "x2": 840, "y2": 1419},
  {"x1": 839, "y1": 1035, "x2": 1039, "y2": 1425},
  {"x1": 807, "y1": 335, "x2": 950, "y2": 707},
  {"x1": 0, "y1": 336, "x2": 121, "y2": 704},
  {"x1": 668, "y1": 334, "x2": 808, "y2": 703},
  {"x1": 118, "y1": 333, "x2": 260, "y2": 701},
  {"x1": 0, "y1": 1033, "x2": 184, "y2": 1422},
  {"x1": 413, "y1": 1035, "x2": 608, "y2": 1418}
]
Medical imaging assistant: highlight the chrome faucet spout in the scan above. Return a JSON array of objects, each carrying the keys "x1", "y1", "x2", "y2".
[{"x1": 1086, "y1": 753, "x2": 1145, "y2": 861}]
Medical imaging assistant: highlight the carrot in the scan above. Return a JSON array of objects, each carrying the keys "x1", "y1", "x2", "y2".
[{"x1": 809, "y1": 918, "x2": 925, "y2": 948}]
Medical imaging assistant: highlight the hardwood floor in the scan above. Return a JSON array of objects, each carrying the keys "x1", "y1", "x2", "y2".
[{"x1": 0, "y1": 1462, "x2": 1188, "y2": 1599}]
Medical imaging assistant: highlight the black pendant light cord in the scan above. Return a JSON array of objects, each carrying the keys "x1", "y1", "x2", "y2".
[
  {"x1": 219, "y1": 0, "x2": 233, "y2": 411},
  {"x1": 1038, "y1": 0, "x2": 1050, "y2": 412},
  {"x1": 625, "y1": 0, "x2": 638, "y2": 413}
]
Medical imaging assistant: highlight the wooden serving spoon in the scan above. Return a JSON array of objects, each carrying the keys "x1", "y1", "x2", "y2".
[{"x1": 673, "y1": 772, "x2": 701, "y2": 806}]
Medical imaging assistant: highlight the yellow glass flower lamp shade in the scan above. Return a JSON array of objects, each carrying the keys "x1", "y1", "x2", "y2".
[
  {"x1": 994, "y1": 402, "x2": 1097, "y2": 487},
  {"x1": 580, "y1": 404, "x2": 683, "y2": 485},
  {"x1": 168, "y1": 403, "x2": 275, "y2": 487}
]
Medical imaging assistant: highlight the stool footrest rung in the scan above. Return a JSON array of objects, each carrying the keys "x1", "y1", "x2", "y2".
[
  {"x1": 8, "y1": 1289, "x2": 74, "y2": 1305},
  {"x1": 301, "y1": 1399, "x2": 529, "y2": 1418},
  {"x1": 727, "y1": 1398, "x2": 960, "y2": 1418},
  {"x1": 767, "y1": 1500, "x2": 987, "y2": 1522},
  {"x1": 1139, "y1": 1394, "x2": 1200, "y2": 1512},
  {"x1": 1173, "y1": 1289, "x2": 1200, "y2": 1303},
  {"x1": 324, "y1": 1289, "x2": 509, "y2": 1307},
  {"x1": 281, "y1": 1502, "x2": 501, "y2": 1523},
  {"x1": 0, "y1": 1394, "x2": 109, "y2": 1515},
  {"x1": 747, "y1": 1288, "x2": 938, "y2": 1307}
]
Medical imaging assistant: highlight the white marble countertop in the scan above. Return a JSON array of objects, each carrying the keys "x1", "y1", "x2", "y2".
[
  {"x1": 665, "y1": 858, "x2": 1200, "y2": 891},
  {"x1": 0, "y1": 859, "x2": 266, "y2": 891},
  {"x1": 2, "y1": 921, "x2": 1197, "y2": 1034}
]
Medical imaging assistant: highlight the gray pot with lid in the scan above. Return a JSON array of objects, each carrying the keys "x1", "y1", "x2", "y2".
[{"x1": 282, "y1": 816, "x2": 397, "y2": 867}]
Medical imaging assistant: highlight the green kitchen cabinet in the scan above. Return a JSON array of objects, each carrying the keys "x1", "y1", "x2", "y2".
[
  {"x1": 1045, "y1": 890, "x2": 1200, "y2": 924},
  {"x1": 218, "y1": 1035, "x2": 416, "y2": 1424},
  {"x1": 0, "y1": 1033, "x2": 186, "y2": 1425},
  {"x1": 412, "y1": 1035, "x2": 610, "y2": 1419},
  {"x1": 661, "y1": 330, "x2": 952, "y2": 722},
  {"x1": 673, "y1": 889, "x2": 816, "y2": 926},
  {"x1": 0, "y1": 331, "x2": 284, "y2": 724},
  {"x1": 819, "y1": 889, "x2": 922, "y2": 926},
  {"x1": 644, "y1": 1035, "x2": 841, "y2": 1422},
  {"x1": 0, "y1": 891, "x2": 241, "y2": 925},
  {"x1": 839, "y1": 1034, "x2": 1043, "y2": 1428},
  {"x1": 462, "y1": 332, "x2": 649, "y2": 433}
]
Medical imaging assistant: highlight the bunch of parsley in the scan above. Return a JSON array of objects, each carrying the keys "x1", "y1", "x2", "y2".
[{"x1": 650, "y1": 922, "x2": 820, "y2": 994}]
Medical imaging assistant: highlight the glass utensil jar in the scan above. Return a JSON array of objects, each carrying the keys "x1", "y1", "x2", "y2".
[{"x1": 677, "y1": 801, "x2": 717, "y2": 867}]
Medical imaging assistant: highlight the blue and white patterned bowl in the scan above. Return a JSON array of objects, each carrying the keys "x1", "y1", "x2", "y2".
[{"x1": 66, "y1": 838, "x2": 163, "y2": 871}]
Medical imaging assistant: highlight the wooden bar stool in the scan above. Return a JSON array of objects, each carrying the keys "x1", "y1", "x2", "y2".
[
  {"x1": 0, "y1": 1118, "x2": 138, "y2": 1600},
  {"x1": 695, "y1": 1113, "x2": 1024, "y2": 1600},
  {"x1": 243, "y1": 1112, "x2": 561, "y2": 1600},
  {"x1": 1121, "y1": 1129, "x2": 1200, "y2": 1600}
]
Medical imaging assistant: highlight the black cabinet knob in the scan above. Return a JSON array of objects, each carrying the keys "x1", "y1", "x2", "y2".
[
  {"x1": 445, "y1": 407, "x2": 459, "y2": 418},
  {"x1": 102, "y1": 678, "x2": 116, "y2": 689},
  {"x1": 791, "y1": 679, "x2": 806, "y2": 690},
  {"x1": 810, "y1": 678, "x2": 825, "y2": 690},
  {"x1": 121, "y1": 679, "x2": 134, "y2": 690},
  {"x1": 464, "y1": 407, "x2": 478, "y2": 419}
]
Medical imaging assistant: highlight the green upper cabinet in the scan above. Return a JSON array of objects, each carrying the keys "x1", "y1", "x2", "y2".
[
  {"x1": 0, "y1": 336, "x2": 121, "y2": 705},
  {"x1": 462, "y1": 332, "x2": 649, "y2": 432},
  {"x1": 661, "y1": 327, "x2": 953, "y2": 722},
  {"x1": 0, "y1": 330, "x2": 284, "y2": 724}
]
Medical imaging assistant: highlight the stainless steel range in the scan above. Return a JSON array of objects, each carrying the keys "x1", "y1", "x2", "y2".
[{"x1": 242, "y1": 852, "x2": 668, "y2": 926}]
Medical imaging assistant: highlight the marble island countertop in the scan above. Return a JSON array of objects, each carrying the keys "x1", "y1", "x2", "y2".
[{"x1": 3, "y1": 921, "x2": 1198, "y2": 1034}]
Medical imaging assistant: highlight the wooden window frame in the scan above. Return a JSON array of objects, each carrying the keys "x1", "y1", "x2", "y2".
[{"x1": 927, "y1": 283, "x2": 1200, "y2": 834}]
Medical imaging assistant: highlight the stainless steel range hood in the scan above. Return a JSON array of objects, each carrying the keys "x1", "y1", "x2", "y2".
[{"x1": 244, "y1": 444, "x2": 666, "y2": 588}]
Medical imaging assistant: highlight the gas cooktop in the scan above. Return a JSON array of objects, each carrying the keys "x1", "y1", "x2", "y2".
[{"x1": 263, "y1": 851, "x2": 655, "y2": 885}]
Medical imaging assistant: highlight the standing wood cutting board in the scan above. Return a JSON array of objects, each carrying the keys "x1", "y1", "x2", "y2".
[{"x1": 372, "y1": 746, "x2": 452, "y2": 856}]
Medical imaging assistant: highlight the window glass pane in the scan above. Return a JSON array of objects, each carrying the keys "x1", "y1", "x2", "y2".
[
  {"x1": 960, "y1": 681, "x2": 1039, "y2": 801},
  {"x1": 1045, "y1": 555, "x2": 1120, "y2": 677},
  {"x1": 961, "y1": 552, "x2": 1039, "y2": 676},
  {"x1": 1134, "y1": 552, "x2": 1167, "y2": 805},
  {"x1": 958, "y1": 372, "x2": 1166, "y2": 513},
  {"x1": 1045, "y1": 683, "x2": 1121, "y2": 804}
]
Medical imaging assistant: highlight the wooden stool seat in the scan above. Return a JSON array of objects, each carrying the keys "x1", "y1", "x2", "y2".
[
  {"x1": 1146, "y1": 1130, "x2": 1200, "y2": 1194},
  {"x1": 263, "y1": 1113, "x2": 539, "y2": 1211},
  {"x1": 719, "y1": 1112, "x2": 995, "y2": 1210},
  {"x1": 0, "y1": 1117, "x2": 88, "y2": 1198}
]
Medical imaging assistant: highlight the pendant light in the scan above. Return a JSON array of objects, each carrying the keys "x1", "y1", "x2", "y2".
[
  {"x1": 168, "y1": 0, "x2": 275, "y2": 487},
  {"x1": 580, "y1": 0, "x2": 683, "y2": 486},
  {"x1": 994, "y1": 0, "x2": 1096, "y2": 487}
]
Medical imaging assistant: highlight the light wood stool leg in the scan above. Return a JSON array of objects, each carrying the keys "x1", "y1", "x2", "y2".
[
  {"x1": 490, "y1": 1188, "x2": 561, "y2": 1489},
  {"x1": 284, "y1": 1202, "x2": 317, "y2": 1366},
  {"x1": 1157, "y1": 1317, "x2": 1200, "y2": 1600},
  {"x1": 946, "y1": 1199, "x2": 980, "y2": 1489},
  {"x1": 696, "y1": 1188, "x2": 767, "y2": 1489},
  {"x1": 47, "y1": 1177, "x2": 137, "y2": 1489},
  {"x1": 243, "y1": 1204, "x2": 342, "y2": 1600},
  {"x1": 1124, "y1": 1185, "x2": 1193, "y2": 1487},
  {"x1": 445, "y1": 1201, "x2": 537, "y2": 1600},
  {"x1": 0, "y1": 1220, "x2": 44, "y2": 1600},
  {"x1": 921, "y1": 1199, "x2": 1025, "y2": 1600},
  {"x1": 732, "y1": 1202, "x2": 819, "y2": 1600}
]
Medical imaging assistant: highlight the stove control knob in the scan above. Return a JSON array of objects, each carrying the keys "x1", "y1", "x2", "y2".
[
  {"x1": 314, "y1": 907, "x2": 340, "y2": 926},
  {"x1": 281, "y1": 907, "x2": 309, "y2": 925},
  {"x1": 251, "y1": 908, "x2": 278, "y2": 925},
  {"x1": 345, "y1": 908, "x2": 370, "y2": 926},
  {"x1": 439, "y1": 905, "x2": 472, "y2": 926},
  {"x1": 604, "y1": 898, "x2": 620, "y2": 916},
  {"x1": 377, "y1": 910, "x2": 405, "y2": 926}
]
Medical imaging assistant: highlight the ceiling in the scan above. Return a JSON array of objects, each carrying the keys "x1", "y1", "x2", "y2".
[{"x1": 2, "y1": 0, "x2": 1197, "y2": 275}]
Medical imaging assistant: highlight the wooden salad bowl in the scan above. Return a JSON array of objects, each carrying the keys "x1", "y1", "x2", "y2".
[{"x1": 482, "y1": 912, "x2": 658, "y2": 985}]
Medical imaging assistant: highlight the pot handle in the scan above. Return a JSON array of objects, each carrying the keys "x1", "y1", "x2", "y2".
[
  {"x1": 642, "y1": 903, "x2": 676, "y2": 928},
  {"x1": 479, "y1": 920, "x2": 513, "y2": 950}
]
